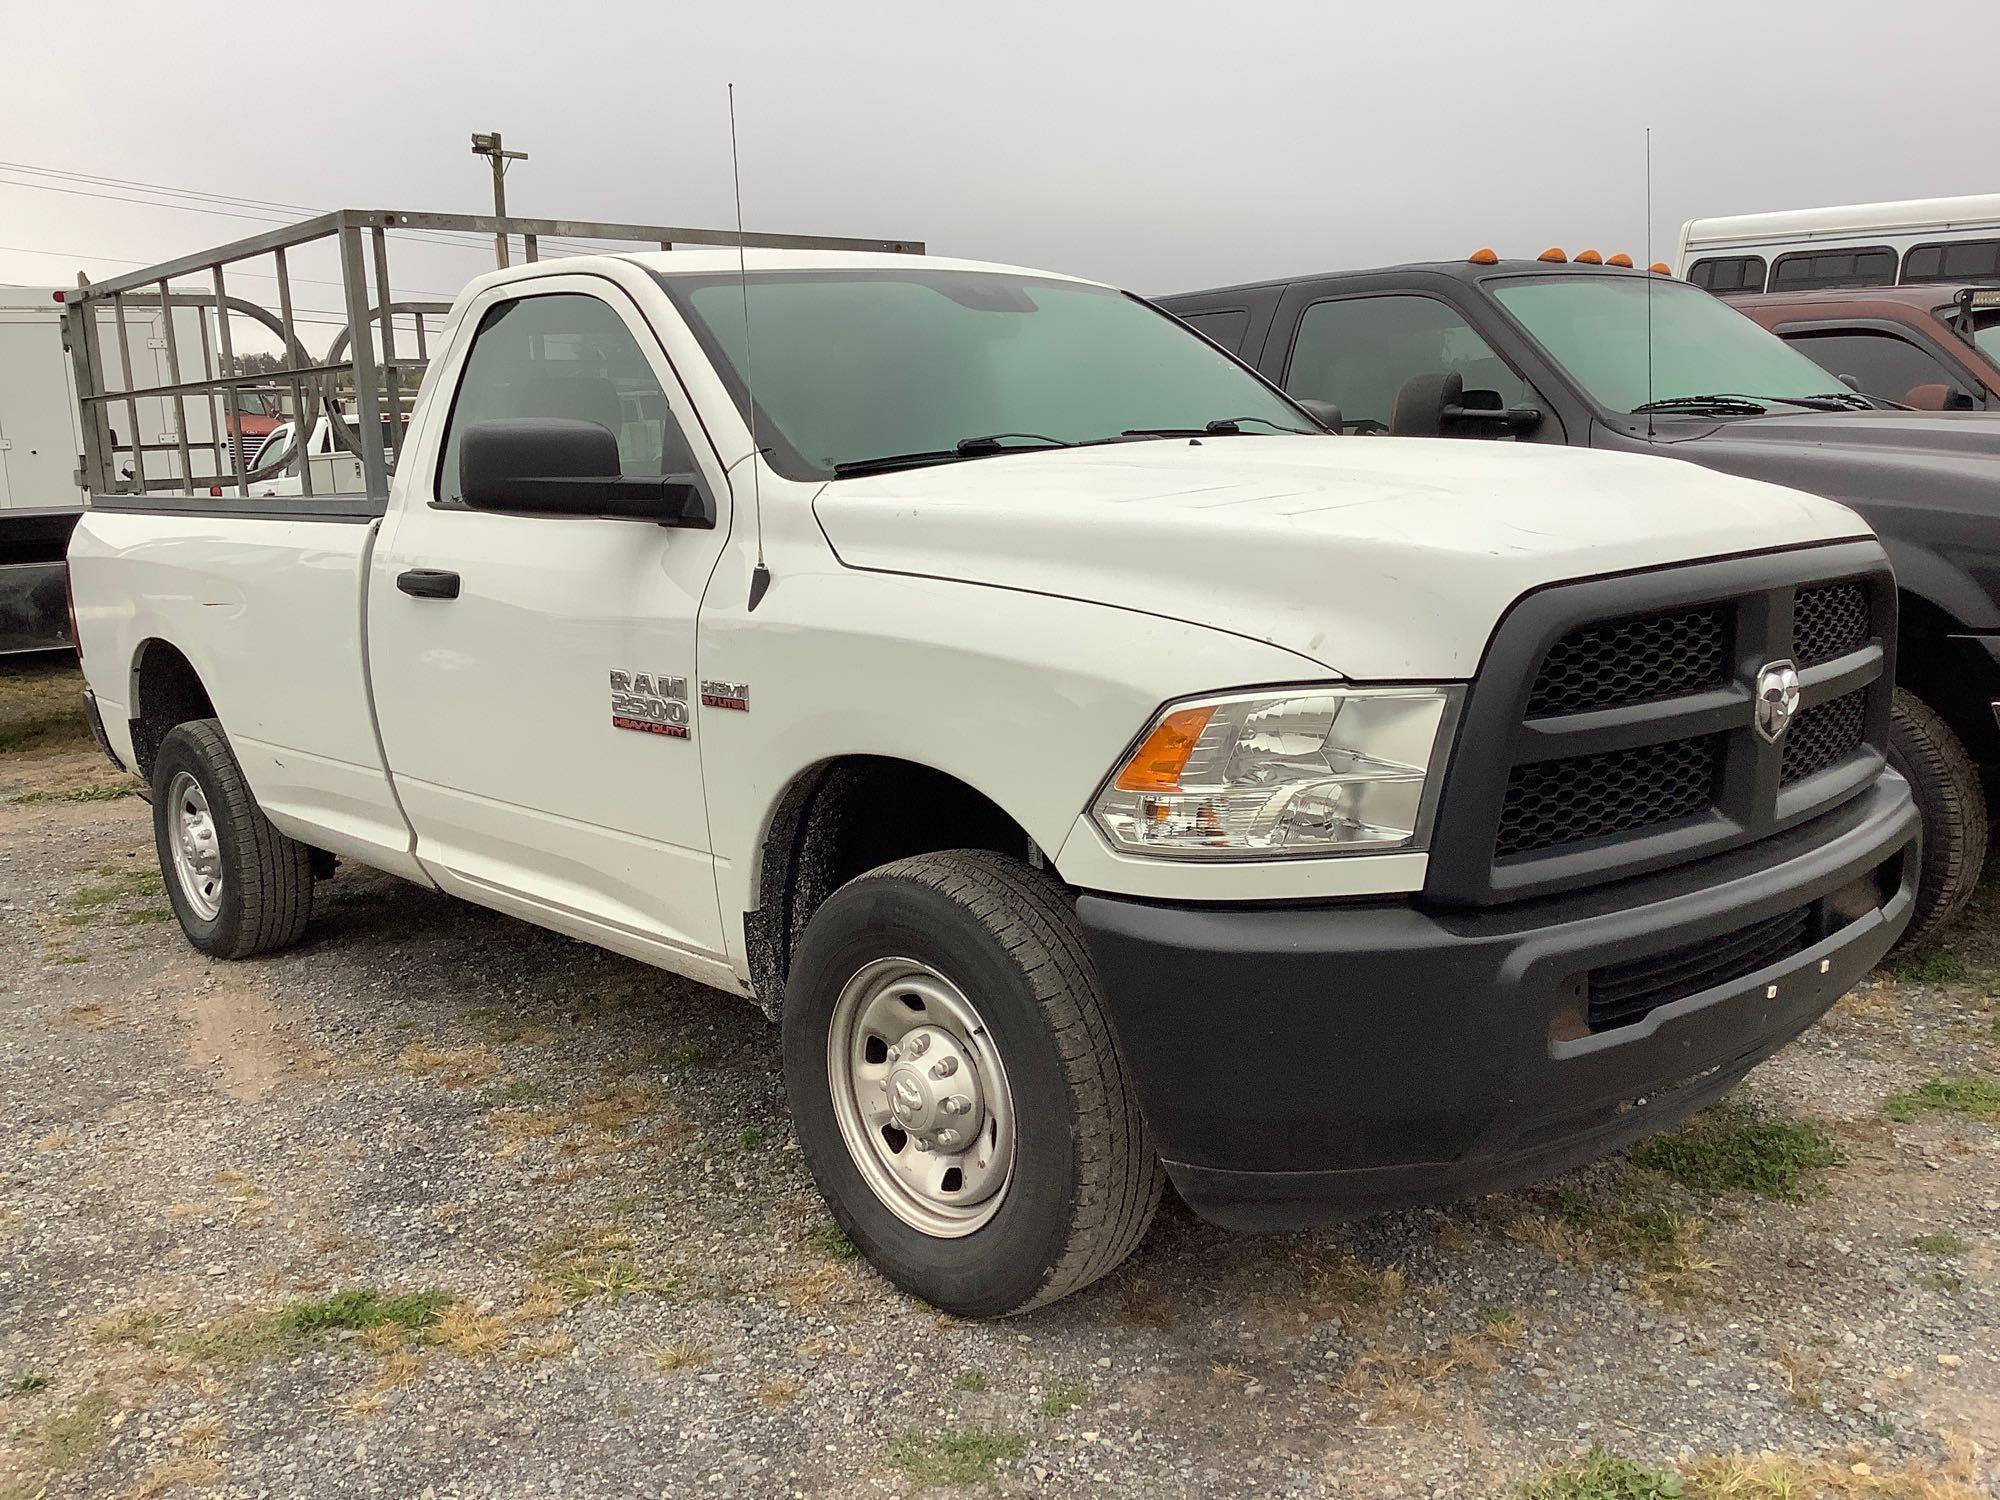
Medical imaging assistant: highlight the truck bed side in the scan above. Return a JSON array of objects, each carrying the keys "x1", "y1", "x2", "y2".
[{"x1": 68, "y1": 508, "x2": 423, "y2": 881}]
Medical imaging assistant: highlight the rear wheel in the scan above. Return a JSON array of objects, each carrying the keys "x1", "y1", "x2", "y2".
[
  {"x1": 782, "y1": 850, "x2": 1162, "y2": 1316},
  {"x1": 152, "y1": 719, "x2": 314, "y2": 959},
  {"x1": 1886, "y1": 688, "x2": 1987, "y2": 953}
]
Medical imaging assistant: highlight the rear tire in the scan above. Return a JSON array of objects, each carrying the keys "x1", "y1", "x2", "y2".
[
  {"x1": 152, "y1": 718, "x2": 314, "y2": 959},
  {"x1": 782, "y1": 850, "x2": 1162, "y2": 1316},
  {"x1": 1885, "y1": 688, "x2": 1986, "y2": 953}
]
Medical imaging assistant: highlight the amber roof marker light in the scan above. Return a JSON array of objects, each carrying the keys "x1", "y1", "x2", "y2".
[
  {"x1": 1468, "y1": 247, "x2": 1499, "y2": 265},
  {"x1": 1537, "y1": 247, "x2": 1568, "y2": 263},
  {"x1": 1606, "y1": 253, "x2": 1633, "y2": 268},
  {"x1": 1575, "y1": 249, "x2": 1604, "y2": 264}
]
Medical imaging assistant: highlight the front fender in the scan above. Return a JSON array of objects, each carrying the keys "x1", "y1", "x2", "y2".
[{"x1": 698, "y1": 567, "x2": 1431, "y2": 980}]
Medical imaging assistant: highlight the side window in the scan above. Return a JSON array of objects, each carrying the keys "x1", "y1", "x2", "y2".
[
  {"x1": 1179, "y1": 308, "x2": 1250, "y2": 355},
  {"x1": 1688, "y1": 256, "x2": 1767, "y2": 294},
  {"x1": 1284, "y1": 294, "x2": 1530, "y2": 433},
  {"x1": 435, "y1": 291, "x2": 695, "y2": 506},
  {"x1": 1903, "y1": 239, "x2": 2000, "y2": 284},
  {"x1": 1785, "y1": 328, "x2": 1971, "y2": 408},
  {"x1": 1770, "y1": 247, "x2": 1897, "y2": 291}
]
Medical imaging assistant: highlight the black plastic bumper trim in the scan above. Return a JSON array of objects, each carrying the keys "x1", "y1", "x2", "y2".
[{"x1": 1074, "y1": 773, "x2": 1917, "y2": 1230}]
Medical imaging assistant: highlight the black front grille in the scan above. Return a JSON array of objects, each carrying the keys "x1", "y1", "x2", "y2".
[
  {"x1": 1585, "y1": 904, "x2": 1812, "y2": 1033},
  {"x1": 1429, "y1": 544, "x2": 1896, "y2": 906},
  {"x1": 1526, "y1": 606, "x2": 1726, "y2": 718},
  {"x1": 1782, "y1": 688, "x2": 1868, "y2": 784},
  {"x1": 1792, "y1": 582, "x2": 1869, "y2": 666},
  {"x1": 1497, "y1": 736, "x2": 1717, "y2": 858}
]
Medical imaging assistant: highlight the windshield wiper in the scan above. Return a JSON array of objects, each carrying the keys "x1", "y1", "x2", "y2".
[
  {"x1": 1629, "y1": 394, "x2": 1769, "y2": 415},
  {"x1": 1764, "y1": 391, "x2": 1875, "y2": 412},
  {"x1": 1120, "y1": 416, "x2": 1316, "y2": 438},
  {"x1": 830, "y1": 433, "x2": 1072, "y2": 478}
]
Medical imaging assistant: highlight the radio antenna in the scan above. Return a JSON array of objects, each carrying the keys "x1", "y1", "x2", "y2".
[
  {"x1": 729, "y1": 83, "x2": 771, "y2": 611},
  {"x1": 1644, "y1": 126, "x2": 1656, "y2": 441}
]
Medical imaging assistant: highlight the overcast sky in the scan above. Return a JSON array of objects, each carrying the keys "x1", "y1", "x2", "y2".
[{"x1": 5, "y1": 0, "x2": 1997, "y2": 310}]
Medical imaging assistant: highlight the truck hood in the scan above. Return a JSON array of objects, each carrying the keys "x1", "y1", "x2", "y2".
[
  {"x1": 1661, "y1": 409, "x2": 2000, "y2": 514},
  {"x1": 1658, "y1": 408, "x2": 2000, "y2": 461},
  {"x1": 1658, "y1": 412, "x2": 2000, "y2": 628},
  {"x1": 813, "y1": 436, "x2": 1869, "y2": 679}
]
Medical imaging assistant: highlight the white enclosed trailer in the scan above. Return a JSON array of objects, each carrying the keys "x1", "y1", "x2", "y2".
[{"x1": 0, "y1": 285, "x2": 230, "y2": 650}]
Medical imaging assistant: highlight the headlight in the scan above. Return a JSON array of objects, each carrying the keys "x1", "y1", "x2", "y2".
[{"x1": 1090, "y1": 686, "x2": 1460, "y2": 859}]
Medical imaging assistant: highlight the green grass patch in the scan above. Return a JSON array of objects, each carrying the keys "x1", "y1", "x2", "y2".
[
  {"x1": 807, "y1": 1223, "x2": 859, "y2": 1261},
  {"x1": 478, "y1": 1079, "x2": 545, "y2": 1107},
  {"x1": 1910, "y1": 1232, "x2": 1966, "y2": 1254},
  {"x1": 271, "y1": 1287, "x2": 450, "y2": 1339},
  {"x1": 1039, "y1": 1379, "x2": 1088, "y2": 1417},
  {"x1": 1917, "y1": 1270, "x2": 1964, "y2": 1294},
  {"x1": 0, "y1": 666, "x2": 90, "y2": 758},
  {"x1": 885, "y1": 1428, "x2": 1023, "y2": 1487},
  {"x1": 1883, "y1": 1075, "x2": 2000, "y2": 1123},
  {"x1": 35, "y1": 1389, "x2": 115, "y2": 1473},
  {"x1": 1629, "y1": 1104, "x2": 1841, "y2": 1200},
  {"x1": 1887, "y1": 948, "x2": 1971, "y2": 985},
  {"x1": 7, "y1": 1372, "x2": 50, "y2": 1395},
  {"x1": 953, "y1": 1369, "x2": 988, "y2": 1392},
  {"x1": 1516, "y1": 1446, "x2": 1683, "y2": 1499},
  {"x1": 11, "y1": 782, "x2": 135, "y2": 805},
  {"x1": 737, "y1": 1125, "x2": 770, "y2": 1149}
]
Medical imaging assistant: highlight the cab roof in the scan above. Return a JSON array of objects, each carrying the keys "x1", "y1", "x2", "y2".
[{"x1": 1159, "y1": 257, "x2": 1663, "y2": 302}]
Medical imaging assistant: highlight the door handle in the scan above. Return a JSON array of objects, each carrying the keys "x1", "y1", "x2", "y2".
[{"x1": 396, "y1": 568, "x2": 461, "y2": 600}]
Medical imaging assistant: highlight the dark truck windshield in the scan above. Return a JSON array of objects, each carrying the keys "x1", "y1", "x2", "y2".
[
  {"x1": 657, "y1": 268, "x2": 1313, "y2": 479},
  {"x1": 1491, "y1": 275, "x2": 1854, "y2": 415}
]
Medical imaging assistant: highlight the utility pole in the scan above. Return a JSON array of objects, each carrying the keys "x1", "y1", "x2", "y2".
[{"x1": 469, "y1": 131, "x2": 528, "y2": 269}]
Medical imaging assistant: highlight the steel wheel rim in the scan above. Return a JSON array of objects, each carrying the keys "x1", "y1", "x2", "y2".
[
  {"x1": 827, "y1": 956, "x2": 1016, "y2": 1238},
  {"x1": 166, "y1": 771, "x2": 224, "y2": 922}
]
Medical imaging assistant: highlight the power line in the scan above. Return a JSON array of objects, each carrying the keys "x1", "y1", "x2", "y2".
[
  {"x1": 0, "y1": 157, "x2": 690, "y2": 262},
  {"x1": 0, "y1": 241, "x2": 455, "y2": 301}
]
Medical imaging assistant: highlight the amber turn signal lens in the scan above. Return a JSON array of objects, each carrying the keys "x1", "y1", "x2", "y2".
[
  {"x1": 1113, "y1": 706, "x2": 1215, "y2": 793},
  {"x1": 1467, "y1": 247, "x2": 1499, "y2": 265}
]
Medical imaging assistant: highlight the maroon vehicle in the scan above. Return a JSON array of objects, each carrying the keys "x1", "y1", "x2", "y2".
[{"x1": 1729, "y1": 284, "x2": 2000, "y2": 413}]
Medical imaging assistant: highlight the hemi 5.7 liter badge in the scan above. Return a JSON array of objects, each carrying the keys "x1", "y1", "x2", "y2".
[
  {"x1": 610, "y1": 670, "x2": 690, "y2": 739},
  {"x1": 700, "y1": 679, "x2": 749, "y2": 711}
]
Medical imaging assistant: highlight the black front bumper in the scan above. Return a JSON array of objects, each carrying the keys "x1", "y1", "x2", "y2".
[{"x1": 1074, "y1": 773, "x2": 1918, "y2": 1231}]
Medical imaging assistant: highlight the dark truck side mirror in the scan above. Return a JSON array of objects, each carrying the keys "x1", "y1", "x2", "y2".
[
  {"x1": 1388, "y1": 371, "x2": 1542, "y2": 440},
  {"x1": 1295, "y1": 397, "x2": 1344, "y2": 434},
  {"x1": 459, "y1": 418, "x2": 711, "y2": 527}
]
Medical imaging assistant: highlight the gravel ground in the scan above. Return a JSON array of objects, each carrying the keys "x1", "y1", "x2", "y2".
[{"x1": 2, "y1": 659, "x2": 1996, "y2": 1499}]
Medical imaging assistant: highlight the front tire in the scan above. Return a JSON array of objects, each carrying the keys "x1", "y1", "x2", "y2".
[
  {"x1": 152, "y1": 719, "x2": 314, "y2": 959},
  {"x1": 1886, "y1": 688, "x2": 1987, "y2": 953},
  {"x1": 782, "y1": 851, "x2": 1162, "y2": 1317}
]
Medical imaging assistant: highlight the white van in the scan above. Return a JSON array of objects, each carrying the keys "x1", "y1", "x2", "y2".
[{"x1": 1678, "y1": 194, "x2": 2000, "y2": 296}]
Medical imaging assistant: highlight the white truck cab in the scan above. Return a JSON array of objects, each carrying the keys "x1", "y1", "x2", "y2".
[{"x1": 64, "y1": 211, "x2": 1918, "y2": 1315}]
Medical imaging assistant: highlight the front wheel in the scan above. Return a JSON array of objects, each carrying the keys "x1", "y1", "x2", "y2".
[
  {"x1": 782, "y1": 851, "x2": 1162, "y2": 1316},
  {"x1": 152, "y1": 719, "x2": 314, "y2": 959},
  {"x1": 1885, "y1": 689, "x2": 1987, "y2": 954}
]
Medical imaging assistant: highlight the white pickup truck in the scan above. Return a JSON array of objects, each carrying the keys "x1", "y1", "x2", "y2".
[{"x1": 65, "y1": 209, "x2": 1919, "y2": 1316}]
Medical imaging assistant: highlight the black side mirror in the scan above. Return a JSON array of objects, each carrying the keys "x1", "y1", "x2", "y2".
[
  {"x1": 1295, "y1": 397, "x2": 1344, "y2": 434},
  {"x1": 459, "y1": 418, "x2": 710, "y2": 527},
  {"x1": 1943, "y1": 389, "x2": 1979, "y2": 412},
  {"x1": 1388, "y1": 371, "x2": 1541, "y2": 439}
]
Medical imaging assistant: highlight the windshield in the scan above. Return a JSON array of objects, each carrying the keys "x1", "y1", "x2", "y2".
[
  {"x1": 1490, "y1": 274, "x2": 1853, "y2": 414},
  {"x1": 656, "y1": 269, "x2": 1314, "y2": 478},
  {"x1": 1973, "y1": 312, "x2": 2000, "y2": 363}
]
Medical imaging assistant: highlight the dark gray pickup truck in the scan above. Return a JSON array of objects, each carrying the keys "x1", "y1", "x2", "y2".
[{"x1": 1161, "y1": 255, "x2": 2000, "y2": 949}]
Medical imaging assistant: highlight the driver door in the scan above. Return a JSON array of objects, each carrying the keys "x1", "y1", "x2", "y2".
[{"x1": 368, "y1": 275, "x2": 733, "y2": 964}]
